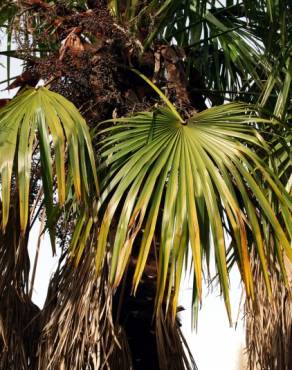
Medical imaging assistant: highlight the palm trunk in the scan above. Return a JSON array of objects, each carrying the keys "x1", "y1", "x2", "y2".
[
  {"x1": 0, "y1": 3, "x2": 198, "y2": 369},
  {"x1": 36, "y1": 4, "x2": 197, "y2": 369},
  {"x1": 0, "y1": 204, "x2": 40, "y2": 369},
  {"x1": 245, "y1": 251, "x2": 292, "y2": 370},
  {"x1": 113, "y1": 253, "x2": 196, "y2": 370}
]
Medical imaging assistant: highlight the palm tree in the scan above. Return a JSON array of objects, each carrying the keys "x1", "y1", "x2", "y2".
[{"x1": 0, "y1": 1, "x2": 291, "y2": 369}]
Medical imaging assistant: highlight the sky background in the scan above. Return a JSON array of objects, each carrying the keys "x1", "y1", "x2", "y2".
[{"x1": 0, "y1": 36, "x2": 246, "y2": 370}]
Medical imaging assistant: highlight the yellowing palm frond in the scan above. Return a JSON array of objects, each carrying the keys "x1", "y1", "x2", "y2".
[
  {"x1": 0, "y1": 87, "x2": 98, "y2": 234},
  {"x1": 95, "y1": 103, "x2": 292, "y2": 322}
]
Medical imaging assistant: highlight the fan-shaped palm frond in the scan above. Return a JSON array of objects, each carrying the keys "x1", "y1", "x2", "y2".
[
  {"x1": 244, "y1": 124, "x2": 292, "y2": 368},
  {"x1": 94, "y1": 102, "x2": 292, "y2": 322},
  {"x1": 245, "y1": 125, "x2": 292, "y2": 368},
  {"x1": 0, "y1": 87, "x2": 98, "y2": 235},
  {"x1": 112, "y1": 0, "x2": 268, "y2": 101}
]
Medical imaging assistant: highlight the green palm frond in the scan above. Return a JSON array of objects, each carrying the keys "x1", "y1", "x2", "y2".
[
  {"x1": 0, "y1": 2, "x2": 18, "y2": 27},
  {"x1": 259, "y1": 49, "x2": 292, "y2": 116},
  {"x1": 0, "y1": 87, "x2": 98, "y2": 234},
  {"x1": 135, "y1": 1, "x2": 266, "y2": 90},
  {"x1": 95, "y1": 103, "x2": 292, "y2": 322}
]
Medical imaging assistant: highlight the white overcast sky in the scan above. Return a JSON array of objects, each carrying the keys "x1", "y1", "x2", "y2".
[{"x1": 0, "y1": 36, "x2": 246, "y2": 370}]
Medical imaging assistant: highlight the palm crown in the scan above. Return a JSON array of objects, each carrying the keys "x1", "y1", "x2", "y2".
[{"x1": 0, "y1": 1, "x2": 291, "y2": 369}]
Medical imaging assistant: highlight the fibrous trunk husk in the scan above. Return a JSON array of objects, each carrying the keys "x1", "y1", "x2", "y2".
[
  {"x1": 36, "y1": 233, "x2": 130, "y2": 370},
  {"x1": 245, "y1": 250, "x2": 292, "y2": 370},
  {"x1": 0, "y1": 205, "x2": 40, "y2": 370}
]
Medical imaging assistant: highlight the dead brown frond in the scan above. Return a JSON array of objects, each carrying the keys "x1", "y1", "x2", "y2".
[
  {"x1": 107, "y1": 326, "x2": 133, "y2": 370},
  {"x1": 0, "y1": 205, "x2": 40, "y2": 370},
  {"x1": 245, "y1": 249, "x2": 292, "y2": 370},
  {"x1": 156, "y1": 309, "x2": 197, "y2": 370},
  {"x1": 36, "y1": 231, "x2": 131, "y2": 370}
]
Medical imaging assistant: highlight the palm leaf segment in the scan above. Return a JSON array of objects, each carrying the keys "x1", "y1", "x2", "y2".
[
  {"x1": 97, "y1": 103, "x2": 292, "y2": 321},
  {"x1": 0, "y1": 87, "x2": 98, "y2": 234}
]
